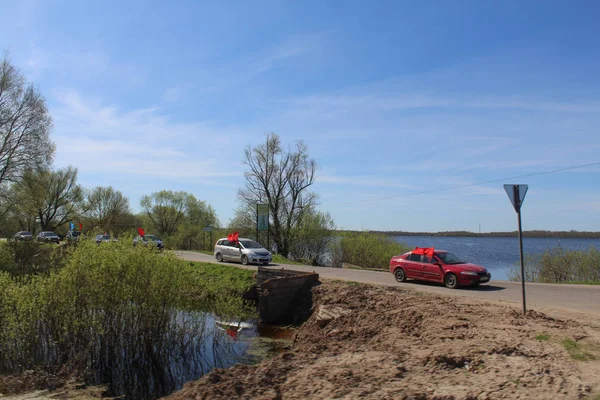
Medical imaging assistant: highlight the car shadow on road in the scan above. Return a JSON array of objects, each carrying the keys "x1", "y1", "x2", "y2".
[{"x1": 404, "y1": 280, "x2": 506, "y2": 291}]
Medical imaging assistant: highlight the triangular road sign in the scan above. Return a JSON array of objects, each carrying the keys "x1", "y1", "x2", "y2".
[{"x1": 504, "y1": 184, "x2": 528, "y2": 212}]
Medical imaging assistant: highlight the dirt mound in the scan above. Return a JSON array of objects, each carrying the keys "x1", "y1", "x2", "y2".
[{"x1": 165, "y1": 282, "x2": 600, "y2": 400}]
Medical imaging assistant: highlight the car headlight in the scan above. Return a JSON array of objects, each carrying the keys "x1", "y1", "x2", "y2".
[{"x1": 460, "y1": 271, "x2": 479, "y2": 276}]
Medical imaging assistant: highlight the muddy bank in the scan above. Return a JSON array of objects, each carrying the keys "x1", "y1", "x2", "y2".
[{"x1": 164, "y1": 281, "x2": 600, "y2": 400}]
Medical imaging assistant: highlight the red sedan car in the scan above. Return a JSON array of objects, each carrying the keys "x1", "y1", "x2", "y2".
[{"x1": 389, "y1": 247, "x2": 491, "y2": 289}]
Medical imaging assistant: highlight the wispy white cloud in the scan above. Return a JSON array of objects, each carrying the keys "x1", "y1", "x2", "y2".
[
  {"x1": 51, "y1": 90, "x2": 246, "y2": 182},
  {"x1": 287, "y1": 92, "x2": 600, "y2": 115},
  {"x1": 55, "y1": 135, "x2": 239, "y2": 180},
  {"x1": 250, "y1": 33, "x2": 322, "y2": 74},
  {"x1": 25, "y1": 41, "x2": 43, "y2": 77}
]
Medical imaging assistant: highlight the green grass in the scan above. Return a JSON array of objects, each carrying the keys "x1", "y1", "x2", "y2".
[
  {"x1": 187, "y1": 261, "x2": 254, "y2": 291},
  {"x1": 271, "y1": 254, "x2": 304, "y2": 265},
  {"x1": 562, "y1": 338, "x2": 596, "y2": 361},
  {"x1": 560, "y1": 281, "x2": 600, "y2": 285},
  {"x1": 535, "y1": 334, "x2": 549, "y2": 341}
]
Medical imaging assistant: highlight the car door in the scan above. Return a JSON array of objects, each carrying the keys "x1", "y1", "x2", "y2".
[
  {"x1": 230, "y1": 241, "x2": 242, "y2": 262},
  {"x1": 421, "y1": 255, "x2": 443, "y2": 282},
  {"x1": 403, "y1": 253, "x2": 423, "y2": 279},
  {"x1": 218, "y1": 240, "x2": 231, "y2": 260}
]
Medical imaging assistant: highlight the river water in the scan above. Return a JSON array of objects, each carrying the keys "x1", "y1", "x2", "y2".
[{"x1": 393, "y1": 236, "x2": 600, "y2": 281}]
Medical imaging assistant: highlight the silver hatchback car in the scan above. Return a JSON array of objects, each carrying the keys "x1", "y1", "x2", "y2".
[{"x1": 214, "y1": 238, "x2": 272, "y2": 265}]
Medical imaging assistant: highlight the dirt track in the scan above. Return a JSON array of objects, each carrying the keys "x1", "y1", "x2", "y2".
[{"x1": 165, "y1": 281, "x2": 600, "y2": 400}]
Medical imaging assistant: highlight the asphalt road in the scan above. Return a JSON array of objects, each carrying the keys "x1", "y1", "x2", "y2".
[{"x1": 178, "y1": 251, "x2": 600, "y2": 320}]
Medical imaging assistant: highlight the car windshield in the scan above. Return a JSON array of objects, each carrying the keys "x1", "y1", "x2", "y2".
[
  {"x1": 436, "y1": 252, "x2": 464, "y2": 265},
  {"x1": 145, "y1": 235, "x2": 159, "y2": 241},
  {"x1": 45, "y1": 232, "x2": 57, "y2": 236},
  {"x1": 102, "y1": 235, "x2": 111, "y2": 240},
  {"x1": 239, "y1": 240, "x2": 262, "y2": 249},
  {"x1": 71, "y1": 231, "x2": 81, "y2": 236}
]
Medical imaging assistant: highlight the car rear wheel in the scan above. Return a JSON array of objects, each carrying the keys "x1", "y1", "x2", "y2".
[
  {"x1": 444, "y1": 273, "x2": 458, "y2": 289},
  {"x1": 216, "y1": 253, "x2": 223, "y2": 262},
  {"x1": 394, "y1": 268, "x2": 406, "y2": 282},
  {"x1": 241, "y1": 255, "x2": 249, "y2": 265}
]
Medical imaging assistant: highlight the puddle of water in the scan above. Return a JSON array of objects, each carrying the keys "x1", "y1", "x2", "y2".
[{"x1": 94, "y1": 310, "x2": 294, "y2": 400}]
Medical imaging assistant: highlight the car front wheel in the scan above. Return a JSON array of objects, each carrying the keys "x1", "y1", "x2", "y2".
[
  {"x1": 216, "y1": 253, "x2": 223, "y2": 262},
  {"x1": 241, "y1": 255, "x2": 249, "y2": 265},
  {"x1": 444, "y1": 273, "x2": 458, "y2": 289},
  {"x1": 394, "y1": 268, "x2": 406, "y2": 282}
]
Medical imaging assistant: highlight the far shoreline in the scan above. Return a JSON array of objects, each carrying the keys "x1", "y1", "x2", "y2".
[{"x1": 351, "y1": 230, "x2": 600, "y2": 239}]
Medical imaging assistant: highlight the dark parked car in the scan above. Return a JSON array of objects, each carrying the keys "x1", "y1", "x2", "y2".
[
  {"x1": 133, "y1": 234, "x2": 164, "y2": 251},
  {"x1": 36, "y1": 231, "x2": 61, "y2": 244},
  {"x1": 389, "y1": 248, "x2": 491, "y2": 289},
  {"x1": 66, "y1": 230, "x2": 83, "y2": 242},
  {"x1": 13, "y1": 231, "x2": 33, "y2": 241}
]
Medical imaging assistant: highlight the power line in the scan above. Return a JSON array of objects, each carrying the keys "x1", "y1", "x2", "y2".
[{"x1": 339, "y1": 161, "x2": 600, "y2": 205}]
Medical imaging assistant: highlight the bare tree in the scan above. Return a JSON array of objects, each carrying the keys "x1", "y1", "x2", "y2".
[
  {"x1": 85, "y1": 186, "x2": 131, "y2": 233},
  {"x1": 15, "y1": 166, "x2": 84, "y2": 231},
  {"x1": 238, "y1": 133, "x2": 317, "y2": 257},
  {"x1": 0, "y1": 54, "x2": 54, "y2": 189}
]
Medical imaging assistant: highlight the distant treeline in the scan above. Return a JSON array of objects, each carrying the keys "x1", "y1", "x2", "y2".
[{"x1": 339, "y1": 230, "x2": 600, "y2": 239}]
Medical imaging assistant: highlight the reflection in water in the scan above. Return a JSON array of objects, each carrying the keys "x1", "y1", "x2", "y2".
[{"x1": 91, "y1": 309, "x2": 293, "y2": 400}]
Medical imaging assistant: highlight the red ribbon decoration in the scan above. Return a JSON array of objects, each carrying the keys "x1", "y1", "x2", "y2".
[
  {"x1": 138, "y1": 227, "x2": 145, "y2": 237},
  {"x1": 79, "y1": 223, "x2": 83, "y2": 231},
  {"x1": 227, "y1": 232, "x2": 239, "y2": 243},
  {"x1": 412, "y1": 247, "x2": 435, "y2": 257}
]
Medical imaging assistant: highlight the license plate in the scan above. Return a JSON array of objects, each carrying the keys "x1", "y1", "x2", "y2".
[{"x1": 480, "y1": 277, "x2": 490, "y2": 282}]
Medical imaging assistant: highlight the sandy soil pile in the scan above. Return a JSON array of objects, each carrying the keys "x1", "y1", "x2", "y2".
[{"x1": 165, "y1": 281, "x2": 600, "y2": 400}]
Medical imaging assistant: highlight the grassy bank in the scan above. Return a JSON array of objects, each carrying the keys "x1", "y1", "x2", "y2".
[
  {"x1": 508, "y1": 246, "x2": 600, "y2": 284},
  {"x1": 0, "y1": 240, "x2": 256, "y2": 398}
]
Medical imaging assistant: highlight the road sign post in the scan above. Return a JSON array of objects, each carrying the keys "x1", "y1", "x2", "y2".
[
  {"x1": 203, "y1": 227, "x2": 213, "y2": 250},
  {"x1": 256, "y1": 204, "x2": 269, "y2": 249},
  {"x1": 504, "y1": 184, "x2": 529, "y2": 315}
]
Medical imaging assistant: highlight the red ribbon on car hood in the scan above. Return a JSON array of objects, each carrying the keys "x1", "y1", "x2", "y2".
[
  {"x1": 138, "y1": 227, "x2": 145, "y2": 237},
  {"x1": 412, "y1": 247, "x2": 435, "y2": 257}
]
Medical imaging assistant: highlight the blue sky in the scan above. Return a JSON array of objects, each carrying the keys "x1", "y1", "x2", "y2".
[{"x1": 1, "y1": 0, "x2": 600, "y2": 232}]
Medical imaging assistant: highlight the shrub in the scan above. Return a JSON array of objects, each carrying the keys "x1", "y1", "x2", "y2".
[
  {"x1": 0, "y1": 239, "x2": 255, "y2": 398},
  {"x1": 508, "y1": 246, "x2": 600, "y2": 283},
  {"x1": 332, "y1": 232, "x2": 411, "y2": 270}
]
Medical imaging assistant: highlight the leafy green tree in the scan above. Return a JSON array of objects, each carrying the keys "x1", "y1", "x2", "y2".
[
  {"x1": 85, "y1": 186, "x2": 131, "y2": 233},
  {"x1": 288, "y1": 208, "x2": 335, "y2": 266},
  {"x1": 12, "y1": 166, "x2": 84, "y2": 232},
  {"x1": 141, "y1": 190, "x2": 188, "y2": 236},
  {"x1": 140, "y1": 191, "x2": 219, "y2": 238}
]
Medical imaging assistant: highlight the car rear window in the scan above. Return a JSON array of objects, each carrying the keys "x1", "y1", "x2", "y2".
[{"x1": 407, "y1": 254, "x2": 422, "y2": 262}]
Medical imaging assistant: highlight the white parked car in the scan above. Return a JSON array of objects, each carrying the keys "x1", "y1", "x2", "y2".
[{"x1": 214, "y1": 238, "x2": 272, "y2": 265}]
